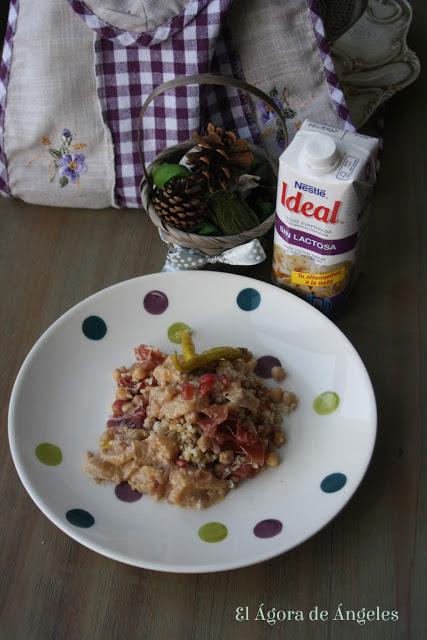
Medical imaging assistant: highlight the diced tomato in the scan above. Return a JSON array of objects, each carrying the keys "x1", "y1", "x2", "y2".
[
  {"x1": 181, "y1": 382, "x2": 195, "y2": 401},
  {"x1": 199, "y1": 373, "x2": 217, "y2": 396},
  {"x1": 175, "y1": 459, "x2": 188, "y2": 468}
]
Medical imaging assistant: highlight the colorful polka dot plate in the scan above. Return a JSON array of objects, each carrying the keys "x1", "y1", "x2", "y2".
[{"x1": 8, "y1": 272, "x2": 376, "y2": 573}]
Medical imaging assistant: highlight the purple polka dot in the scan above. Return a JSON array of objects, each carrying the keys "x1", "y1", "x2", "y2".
[
  {"x1": 115, "y1": 482, "x2": 142, "y2": 503},
  {"x1": 254, "y1": 356, "x2": 282, "y2": 378},
  {"x1": 143, "y1": 290, "x2": 168, "y2": 315},
  {"x1": 254, "y1": 519, "x2": 283, "y2": 538}
]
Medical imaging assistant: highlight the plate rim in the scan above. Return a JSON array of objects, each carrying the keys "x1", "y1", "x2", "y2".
[{"x1": 8, "y1": 271, "x2": 377, "y2": 573}]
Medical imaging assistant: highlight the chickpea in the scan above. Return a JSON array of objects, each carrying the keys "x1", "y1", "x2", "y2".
[
  {"x1": 121, "y1": 402, "x2": 132, "y2": 414},
  {"x1": 266, "y1": 451, "x2": 280, "y2": 467},
  {"x1": 115, "y1": 387, "x2": 129, "y2": 401},
  {"x1": 271, "y1": 366, "x2": 286, "y2": 381},
  {"x1": 274, "y1": 430, "x2": 286, "y2": 447},
  {"x1": 197, "y1": 435, "x2": 212, "y2": 452},
  {"x1": 132, "y1": 366, "x2": 146, "y2": 382},
  {"x1": 214, "y1": 463, "x2": 231, "y2": 478},
  {"x1": 112, "y1": 368, "x2": 121, "y2": 382},
  {"x1": 269, "y1": 387, "x2": 284, "y2": 403},
  {"x1": 283, "y1": 391, "x2": 298, "y2": 410},
  {"x1": 219, "y1": 450, "x2": 234, "y2": 464}
]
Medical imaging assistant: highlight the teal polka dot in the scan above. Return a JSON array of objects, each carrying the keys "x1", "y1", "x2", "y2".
[
  {"x1": 236, "y1": 288, "x2": 261, "y2": 311},
  {"x1": 66, "y1": 509, "x2": 95, "y2": 528},
  {"x1": 321, "y1": 473, "x2": 347, "y2": 493},
  {"x1": 82, "y1": 316, "x2": 107, "y2": 340}
]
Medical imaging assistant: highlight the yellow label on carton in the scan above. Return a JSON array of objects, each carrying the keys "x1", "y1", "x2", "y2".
[{"x1": 291, "y1": 266, "x2": 346, "y2": 288}]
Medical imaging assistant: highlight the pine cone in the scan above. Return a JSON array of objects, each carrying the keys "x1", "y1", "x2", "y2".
[
  {"x1": 186, "y1": 123, "x2": 254, "y2": 193},
  {"x1": 152, "y1": 174, "x2": 207, "y2": 231}
]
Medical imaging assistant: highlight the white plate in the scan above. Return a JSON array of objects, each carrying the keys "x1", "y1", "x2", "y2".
[{"x1": 8, "y1": 272, "x2": 376, "y2": 573}]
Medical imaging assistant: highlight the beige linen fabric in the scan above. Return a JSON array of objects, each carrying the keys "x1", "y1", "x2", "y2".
[
  {"x1": 228, "y1": 0, "x2": 347, "y2": 157},
  {"x1": 4, "y1": 0, "x2": 115, "y2": 208},
  {"x1": 84, "y1": 0, "x2": 189, "y2": 32}
]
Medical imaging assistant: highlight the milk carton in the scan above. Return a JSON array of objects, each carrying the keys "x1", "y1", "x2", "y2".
[{"x1": 272, "y1": 120, "x2": 379, "y2": 316}]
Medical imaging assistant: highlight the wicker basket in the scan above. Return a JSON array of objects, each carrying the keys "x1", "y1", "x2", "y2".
[{"x1": 139, "y1": 74, "x2": 288, "y2": 260}]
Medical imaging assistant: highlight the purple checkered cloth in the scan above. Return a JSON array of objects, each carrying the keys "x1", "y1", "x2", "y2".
[
  {"x1": 307, "y1": 0, "x2": 355, "y2": 131},
  {"x1": 0, "y1": 0, "x2": 19, "y2": 197},
  {"x1": 69, "y1": 0, "x2": 256, "y2": 208}
]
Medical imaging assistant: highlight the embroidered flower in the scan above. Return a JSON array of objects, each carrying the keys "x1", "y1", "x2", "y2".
[
  {"x1": 257, "y1": 86, "x2": 297, "y2": 151},
  {"x1": 258, "y1": 93, "x2": 297, "y2": 125},
  {"x1": 259, "y1": 103, "x2": 276, "y2": 126},
  {"x1": 58, "y1": 153, "x2": 88, "y2": 185},
  {"x1": 61, "y1": 128, "x2": 73, "y2": 142},
  {"x1": 41, "y1": 128, "x2": 88, "y2": 188}
]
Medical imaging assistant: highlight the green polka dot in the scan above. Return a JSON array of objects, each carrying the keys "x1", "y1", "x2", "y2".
[
  {"x1": 35, "y1": 442, "x2": 63, "y2": 466},
  {"x1": 168, "y1": 322, "x2": 192, "y2": 344},
  {"x1": 198, "y1": 522, "x2": 228, "y2": 543},
  {"x1": 313, "y1": 391, "x2": 340, "y2": 415}
]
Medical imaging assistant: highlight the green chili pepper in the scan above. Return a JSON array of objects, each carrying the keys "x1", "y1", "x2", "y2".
[
  {"x1": 172, "y1": 347, "x2": 248, "y2": 373},
  {"x1": 179, "y1": 329, "x2": 196, "y2": 361}
]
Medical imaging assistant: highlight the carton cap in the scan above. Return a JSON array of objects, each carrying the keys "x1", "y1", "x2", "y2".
[{"x1": 302, "y1": 134, "x2": 339, "y2": 172}]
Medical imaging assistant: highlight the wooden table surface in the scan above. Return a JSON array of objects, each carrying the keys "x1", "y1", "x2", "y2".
[{"x1": 1, "y1": 5, "x2": 426, "y2": 640}]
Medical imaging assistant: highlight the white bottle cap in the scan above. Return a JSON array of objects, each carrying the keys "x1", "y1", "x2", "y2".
[{"x1": 302, "y1": 134, "x2": 339, "y2": 172}]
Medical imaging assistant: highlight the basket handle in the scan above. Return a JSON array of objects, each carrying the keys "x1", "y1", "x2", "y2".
[{"x1": 137, "y1": 73, "x2": 288, "y2": 187}]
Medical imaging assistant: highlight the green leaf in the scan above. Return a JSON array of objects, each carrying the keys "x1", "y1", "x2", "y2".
[
  {"x1": 255, "y1": 200, "x2": 275, "y2": 221},
  {"x1": 152, "y1": 163, "x2": 190, "y2": 188},
  {"x1": 193, "y1": 220, "x2": 222, "y2": 236},
  {"x1": 59, "y1": 176, "x2": 69, "y2": 188},
  {"x1": 252, "y1": 161, "x2": 272, "y2": 183},
  {"x1": 208, "y1": 191, "x2": 259, "y2": 235},
  {"x1": 49, "y1": 148, "x2": 62, "y2": 159}
]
